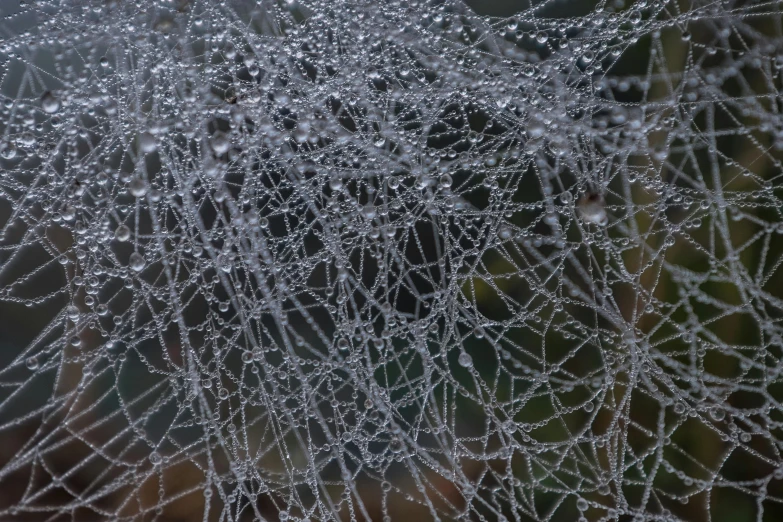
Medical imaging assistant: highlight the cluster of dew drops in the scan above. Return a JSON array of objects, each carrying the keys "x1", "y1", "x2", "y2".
[{"x1": 1, "y1": 0, "x2": 783, "y2": 521}]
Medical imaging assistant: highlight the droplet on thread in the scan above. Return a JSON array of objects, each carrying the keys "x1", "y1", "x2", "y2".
[
  {"x1": 41, "y1": 91, "x2": 61, "y2": 114},
  {"x1": 138, "y1": 132, "x2": 157, "y2": 153},
  {"x1": 115, "y1": 224, "x2": 131, "y2": 242},
  {"x1": 577, "y1": 193, "x2": 608, "y2": 226},
  {"x1": 361, "y1": 204, "x2": 377, "y2": 220},
  {"x1": 128, "y1": 178, "x2": 148, "y2": 197},
  {"x1": 129, "y1": 252, "x2": 145, "y2": 272},
  {"x1": 26, "y1": 356, "x2": 39, "y2": 370},
  {"x1": 66, "y1": 305, "x2": 80, "y2": 320},
  {"x1": 210, "y1": 131, "x2": 231, "y2": 154}
]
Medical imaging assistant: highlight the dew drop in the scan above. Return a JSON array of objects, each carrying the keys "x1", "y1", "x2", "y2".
[
  {"x1": 41, "y1": 91, "x2": 61, "y2": 114},
  {"x1": 217, "y1": 253, "x2": 232, "y2": 273},
  {"x1": 361, "y1": 204, "x2": 377, "y2": 220},
  {"x1": 577, "y1": 193, "x2": 608, "y2": 226},
  {"x1": 438, "y1": 173, "x2": 453, "y2": 189},
  {"x1": 0, "y1": 142, "x2": 18, "y2": 160},
  {"x1": 138, "y1": 132, "x2": 157, "y2": 153},
  {"x1": 128, "y1": 178, "x2": 148, "y2": 197},
  {"x1": 129, "y1": 252, "x2": 145, "y2": 272},
  {"x1": 210, "y1": 131, "x2": 231, "y2": 154},
  {"x1": 115, "y1": 224, "x2": 131, "y2": 241},
  {"x1": 66, "y1": 305, "x2": 80, "y2": 320},
  {"x1": 26, "y1": 356, "x2": 39, "y2": 370}
]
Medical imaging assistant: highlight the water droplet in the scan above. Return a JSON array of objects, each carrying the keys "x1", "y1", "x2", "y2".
[
  {"x1": 19, "y1": 132, "x2": 36, "y2": 147},
  {"x1": 210, "y1": 131, "x2": 230, "y2": 154},
  {"x1": 41, "y1": 91, "x2": 61, "y2": 114},
  {"x1": 389, "y1": 438, "x2": 404, "y2": 453},
  {"x1": 128, "y1": 178, "x2": 148, "y2": 197},
  {"x1": 528, "y1": 122, "x2": 546, "y2": 139},
  {"x1": 66, "y1": 305, "x2": 80, "y2": 320},
  {"x1": 438, "y1": 173, "x2": 452, "y2": 189},
  {"x1": 458, "y1": 352, "x2": 473, "y2": 368},
  {"x1": 361, "y1": 204, "x2": 377, "y2": 220},
  {"x1": 129, "y1": 252, "x2": 145, "y2": 272},
  {"x1": 26, "y1": 356, "x2": 39, "y2": 370},
  {"x1": 115, "y1": 224, "x2": 131, "y2": 241},
  {"x1": 0, "y1": 142, "x2": 17, "y2": 160},
  {"x1": 138, "y1": 132, "x2": 157, "y2": 153},
  {"x1": 217, "y1": 253, "x2": 232, "y2": 273},
  {"x1": 577, "y1": 193, "x2": 608, "y2": 226},
  {"x1": 61, "y1": 205, "x2": 76, "y2": 222}
]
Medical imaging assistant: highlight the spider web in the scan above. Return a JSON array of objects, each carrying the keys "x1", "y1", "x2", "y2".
[{"x1": 1, "y1": 0, "x2": 783, "y2": 520}]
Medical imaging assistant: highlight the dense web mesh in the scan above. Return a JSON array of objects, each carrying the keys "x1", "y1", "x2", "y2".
[{"x1": 1, "y1": 0, "x2": 783, "y2": 520}]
